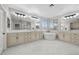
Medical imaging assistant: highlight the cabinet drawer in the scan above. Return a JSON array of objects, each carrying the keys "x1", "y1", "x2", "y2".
[
  {"x1": 7, "y1": 33, "x2": 18, "y2": 37},
  {"x1": 71, "y1": 33, "x2": 79, "y2": 40}
]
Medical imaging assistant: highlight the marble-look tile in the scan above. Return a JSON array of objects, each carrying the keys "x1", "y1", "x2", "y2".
[{"x1": 2, "y1": 40, "x2": 79, "y2": 55}]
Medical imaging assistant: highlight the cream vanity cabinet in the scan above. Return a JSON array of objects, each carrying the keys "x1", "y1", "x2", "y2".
[
  {"x1": 24, "y1": 32, "x2": 29, "y2": 43},
  {"x1": 26, "y1": 32, "x2": 31, "y2": 42},
  {"x1": 64, "y1": 32, "x2": 79, "y2": 45},
  {"x1": 34, "y1": 31, "x2": 43, "y2": 40},
  {"x1": 58, "y1": 32, "x2": 79, "y2": 45},
  {"x1": 58, "y1": 32, "x2": 71, "y2": 42},
  {"x1": 7, "y1": 31, "x2": 43, "y2": 47},
  {"x1": 7, "y1": 33, "x2": 25, "y2": 47},
  {"x1": 7, "y1": 32, "x2": 31, "y2": 47},
  {"x1": 31, "y1": 32, "x2": 36, "y2": 41},
  {"x1": 30, "y1": 31, "x2": 40, "y2": 41}
]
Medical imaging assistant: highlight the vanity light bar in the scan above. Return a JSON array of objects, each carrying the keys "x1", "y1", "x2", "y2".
[
  {"x1": 65, "y1": 14, "x2": 76, "y2": 18},
  {"x1": 15, "y1": 12, "x2": 26, "y2": 16},
  {"x1": 31, "y1": 16, "x2": 38, "y2": 19},
  {"x1": 64, "y1": 13, "x2": 79, "y2": 19}
]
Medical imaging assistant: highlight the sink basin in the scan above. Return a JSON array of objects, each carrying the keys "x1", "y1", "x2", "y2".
[{"x1": 44, "y1": 32, "x2": 56, "y2": 40}]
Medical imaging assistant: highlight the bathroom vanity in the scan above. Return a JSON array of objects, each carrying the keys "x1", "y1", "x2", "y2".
[
  {"x1": 7, "y1": 30, "x2": 43, "y2": 47},
  {"x1": 58, "y1": 30, "x2": 79, "y2": 45}
]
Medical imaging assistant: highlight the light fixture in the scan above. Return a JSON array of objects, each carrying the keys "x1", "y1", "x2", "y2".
[
  {"x1": 63, "y1": 17, "x2": 66, "y2": 20},
  {"x1": 66, "y1": 17, "x2": 70, "y2": 19},
  {"x1": 24, "y1": 15, "x2": 27, "y2": 18},
  {"x1": 76, "y1": 13, "x2": 79, "y2": 16},
  {"x1": 63, "y1": 13, "x2": 77, "y2": 19},
  {"x1": 70, "y1": 16, "x2": 73, "y2": 18},
  {"x1": 13, "y1": 12, "x2": 17, "y2": 16},
  {"x1": 18, "y1": 14, "x2": 20, "y2": 17},
  {"x1": 49, "y1": 4, "x2": 54, "y2": 7},
  {"x1": 74, "y1": 13, "x2": 79, "y2": 17}
]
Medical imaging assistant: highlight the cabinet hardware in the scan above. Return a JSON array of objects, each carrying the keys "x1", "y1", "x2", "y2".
[
  {"x1": 74, "y1": 34, "x2": 77, "y2": 35},
  {"x1": 3, "y1": 33, "x2": 5, "y2": 35},
  {"x1": 16, "y1": 37, "x2": 18, "y2": 39}
]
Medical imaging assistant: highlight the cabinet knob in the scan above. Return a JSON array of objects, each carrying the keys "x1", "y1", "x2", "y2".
[{"x1": 16, "y1": 37, "x2": 18, "y2": 39}]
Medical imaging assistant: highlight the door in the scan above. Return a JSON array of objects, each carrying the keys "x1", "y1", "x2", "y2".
[{"x1": 0, "y1": 10, "x2": 3, "y2": 54}]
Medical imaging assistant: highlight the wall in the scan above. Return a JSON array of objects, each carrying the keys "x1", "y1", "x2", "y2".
[
  {"x1": 0, "y1": 9, "x2": 4, "y2": 54},
  {"x1": 0, "y1": 5, "x2": 11, "y2": 51},
  {"x1": 59, "y1": 18, "x2": 70, "y2": 31},
  {"x1": 0, "y1": 5, "x2": 8, "y2": 54}
]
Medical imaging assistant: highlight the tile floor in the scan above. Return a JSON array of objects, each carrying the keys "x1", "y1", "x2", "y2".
[{"x1": 2, "y1": 40, "x2": 79, "y2": 55}]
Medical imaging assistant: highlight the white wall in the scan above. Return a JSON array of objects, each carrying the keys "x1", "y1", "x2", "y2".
[
  {"x1": 0, "y1": 9, "x2": 4, "y2": 54},
  {"x1": 0, "y1": 5, "x2": 10, "y2": 52}
]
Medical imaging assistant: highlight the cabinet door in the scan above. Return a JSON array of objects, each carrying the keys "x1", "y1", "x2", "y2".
[
  {"x1": 27, "y1": 32, "x2": 31, "y2": 42},
  {"x1": 71, "y1": 33, "x2": 79, "y2": 44},
  {"x1": 7, "y1": 33, "x2": 17, "y2": 47},
  {"x1": 17, "y1": 33, "x2": 24, "y2": 44},
  {"x1": 64, "y1": 32, "x2": 71, "y2": 42},
  {"x1": 58, "y1": 32, "x2": 64, "y2": 40},
  {"x1": 34, "y1": 32, "x2": 38, "y2": 40},
  {"x1": 31, "y1": 32, "x2": 36, "y2": 41},
  {"x1": 24, "y1": 32, "x2": 28, "y2": 43}
]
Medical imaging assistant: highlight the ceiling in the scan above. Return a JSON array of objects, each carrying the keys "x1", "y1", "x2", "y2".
[{"x1": 6, "y1": 4, "x2": 79, "y2": 18}]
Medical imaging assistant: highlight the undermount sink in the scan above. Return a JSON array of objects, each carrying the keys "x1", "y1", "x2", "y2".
[{"x1": 44, "y1": 32, "x2": 56, "y2": 40}]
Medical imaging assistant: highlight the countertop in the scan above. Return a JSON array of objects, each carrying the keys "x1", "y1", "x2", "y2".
[{"x1": 7, "y1": 29, "x2": 47, "y2": 33}]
